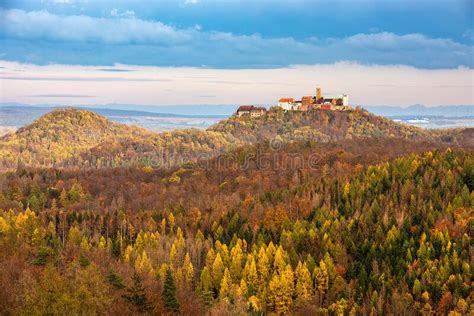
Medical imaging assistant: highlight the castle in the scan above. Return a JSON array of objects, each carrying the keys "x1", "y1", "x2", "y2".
[
  {"x1": 236, "y1": 86, "x2": 351, "y2": 117},
  {"x1": 278, "y1": 87, "x2": 351, "y2": 111}
]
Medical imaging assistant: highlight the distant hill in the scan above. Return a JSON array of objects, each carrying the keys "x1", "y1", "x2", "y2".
[
  {"x1": 0, "y1": 109, "x2": 237, "y2": 169},
  {"x1": 0, "y1": 109, "x2": 150, "y2": 167},
  {"x1": 0, "y1": 107, "x2": 471, "y2": 170}
]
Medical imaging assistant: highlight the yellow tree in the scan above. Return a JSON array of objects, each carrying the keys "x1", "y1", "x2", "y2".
[
  {"x1": 267, "y1": 264, "x2": 294, "y2": 314},
  {"x1": 237, "y1": 279, "x2": 248, "y2": 298},
  {"x1": 243, "y1": 255, "x2": 258, "y2": 296},
  {"x1": 219, "y1": 268, "x2": 232, "y2": 300},
  {"x1": 182, "y1": 253, "x2": 194, "y2": 287},
  {"x1": 135, "y1": 250, "x2": 153, "y2": 275},
  {"x1": 314, "y1": 260, "x2": 329, "y2": 306},
  {"x1": 212, "y1": 253, "x2": 225, "y2": 289},
  {"x1": 273, "y1": 246, "x2": 287, "y2": 273},
  {"x1": 230, "y1": 241, "x2": 244, "y2": 282},
  {"x1": 205, "y1": 248, "x2": 216, "y2": 270},
  {"x1": 295, "y1": 261, "x2": 313, "y2": 302}
]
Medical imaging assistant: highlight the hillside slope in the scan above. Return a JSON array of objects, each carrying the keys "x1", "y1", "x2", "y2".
[
  {"x1": 0, "y1": 107, "x2": 471, "y2": 170},
  {"x1": 0, "y1": 109, "x2": 151, "y2": 168},
  {"x1": 0, "y1": 149, "x2": 472, "y2": 314},
  {"x1": 0, "y1": 109, "x2": 239, "y2": 169},
  {"x1": 209, "y1": 107, "x2": 431, "y2": 143}
]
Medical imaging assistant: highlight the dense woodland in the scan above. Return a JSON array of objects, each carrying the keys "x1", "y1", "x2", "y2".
[
  {"x1": 1, "y1": 108, "x2": 471, "y2": 170},
  {"x1": 0, "y1": 109, "x2": 473, "y2": 315}
]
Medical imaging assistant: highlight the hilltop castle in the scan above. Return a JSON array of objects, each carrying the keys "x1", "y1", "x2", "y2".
[
  {"x1": 278, "y1": 87, "x2": 351, "y2": 111},
  {"x1": 236, "y1": 86, "x2": 351, "y2": 117}
]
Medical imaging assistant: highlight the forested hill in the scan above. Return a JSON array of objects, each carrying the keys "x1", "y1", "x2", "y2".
[
  {"x1": 209, "y1": 107, "x2": 431, "y2": 143},
  {"x1": 0, "y1": 109, "x2": 239, "y2": 170},
  {"x1": 0, "y1": 109, "x2": 150, "y2": 166},
  {"x1": 0, "y1": 108, "x2": 471, "y2": 170}
]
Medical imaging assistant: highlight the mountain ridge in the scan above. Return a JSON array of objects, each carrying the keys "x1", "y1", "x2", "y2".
[{"x1": 0, "y1": 107, "x2": 471, "y2": 170}]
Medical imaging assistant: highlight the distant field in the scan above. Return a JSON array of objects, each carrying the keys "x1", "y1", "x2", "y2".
[{"x1": 391, "y1": 116, "x2": 474, "y2": 129}]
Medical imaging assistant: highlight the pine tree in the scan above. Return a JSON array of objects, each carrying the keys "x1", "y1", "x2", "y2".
[
  {"x1": 243, "y1": 255, "x2": 258, "y2": 296},
  {"x1": 135, "y1": 250, "x2": 153, "y2": 275},
  {"x1": 219, "y1": 268, "x2": 232, "y2": 300},
  {"x1": 268, "y1": 265, "x2": 294, "y2": 314},
  {"x1": 257, "y1": 247, "x2": 270, "y2": 282},
  {"x1": 198, "y1": 267, "x2": 214, "y2": 306},
  {"x1": 107, "y1": 270, "x2": 125, "y2": 289},
  {"x1": 162, "y1": 269, "x2": 180, "y2": 314},
  {"x1": 230, "y1": 242, "x2": 244, "y2": 281},
  {"x1": 314, "y1": 260, "x2": 329, "y2": 306},
  {"x1": 182, "y1": 253, "x2": 194, "y2": 287},
  {"x1": 295, "y1": 261, "x2": 313, "y2": 302},
  {"x1": 212, "y1": 253, "x2": 225, "y2": 289},
  {"x1": 123, "y1": 272, "x2": 152, "y2": 313}
]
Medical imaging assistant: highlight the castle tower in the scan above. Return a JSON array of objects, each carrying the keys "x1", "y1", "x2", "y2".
[{"x1": 316, "y1": 87, "x2": 321, "y2": 100}]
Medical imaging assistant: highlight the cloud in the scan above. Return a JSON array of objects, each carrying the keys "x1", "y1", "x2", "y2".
[
  {"x1": 97, "y1": 68, "x2": 134, "y2": 72},
  {"x1": 184, "y1": 0, "x2": 199, "y2": 4},
  {"x1": 1, "y1": 61, "x2": 472, "y2": 106},
  {"x1": 0, "y1": 9, "x2": 192, "y2": 44},
  {"x1": 110, "y1": 9, "x2": 135, "y2": 18},
  {"x1": 1, "y1": 76, "x2": 171, "y2": 82},
  {"x1": 0, "y1": 9, "x2": 472, "y2": 68},
  {"x1": 27, "y1": 94, "x2": 95, "y2": 98}
]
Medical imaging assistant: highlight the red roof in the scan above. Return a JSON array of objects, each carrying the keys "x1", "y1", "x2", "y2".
[
  {"x1": 279, "y1": 97, "x2": 294, "y2": 102},
  {"x1": 237, "y1": 105, "x2": 254, "y2": 112}
]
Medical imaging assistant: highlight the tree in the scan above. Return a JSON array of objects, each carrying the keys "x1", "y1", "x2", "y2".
[
  {"x1": 135, "y1": 250, "x2": 153, "y2": 275},
  {"x1": 198, "y1": 267, "x2": 214, "y2": 306},
  {"x1": 219, "y1": 268, "x2": 232, "y2": 300},
  {"x1": 123, "y1": 272, "x2": 152, "y2": 313},
  {"x1": 295, "y1": 261, "x2": 313, "y2": 302},
  {"x1": 412, "y1": 279, "x2": 422, "y2": 298},
  {"x1": 267, "y1": 264, "x2": 294, "y2": 314},
  {"x1": 314, "y1": 260, "x2": 329, "y2": 306},
  {"x1": 182, "y1": 253, "x2": 194, "y2": 287},
  {"x1": 257, "y1": 247, "x2": 270, "y2": 282},
  {"x1": 107, "y1": 270, "x2": 125, "y2": 289},
  {"x1": 162, "y1": 269, "x2": 180, "y2": 314},
  {"x1": 212, "y1": 253, "x2": 225, "y2": 289},
  {"x1": 70, "y1": 263, "x2": 111, "y2": 315},
  {"x1": 22, "y1": 265, "x2": 75, "y2": 315},
  {"x1": 243, "y1": 255, "x2": 258, "y2": 296}
]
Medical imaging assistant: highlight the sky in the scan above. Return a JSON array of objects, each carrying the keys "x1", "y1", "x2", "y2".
[{"x1": 0, "y1": 0, "x2": 473, "y2": 108}]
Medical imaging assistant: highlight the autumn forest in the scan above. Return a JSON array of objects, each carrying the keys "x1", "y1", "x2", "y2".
[{"x1": 0, "y1": 108, "x2": 472, "y2": 315}]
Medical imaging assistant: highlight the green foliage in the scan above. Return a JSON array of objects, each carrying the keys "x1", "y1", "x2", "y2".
[
  {"x1": 162, "y1": 269, "x2": 180, "y2": 314},
  {"x1": 79, "y1": 253, "x2": 90, "y2": 267},
  {"x1": 107, "y1": 270, "x2": 125, "y2": 289},
  {"x1": 123, "y1": 272, "x2": 152, "y2": 313},
  {"x1": 33, "y1": 246, "x2": 51, "y2": 266}
]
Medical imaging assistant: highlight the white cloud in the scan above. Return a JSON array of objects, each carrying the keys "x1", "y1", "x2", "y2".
[
  {"x1": 110, "y1": 8, "x2": 136, "y2": 18},
  {"x1": 1, "y1": 60, "x2": 472, "y2": 107},
  {"x1": 1, "y1": 9, "x2": 192, "y2": 44},
  {"x1": 184, "y1": 0, "x2": 199, "y2": 4},
  {"x1": 0, "y1": 9, "x2": 472, "y2": 68}
]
